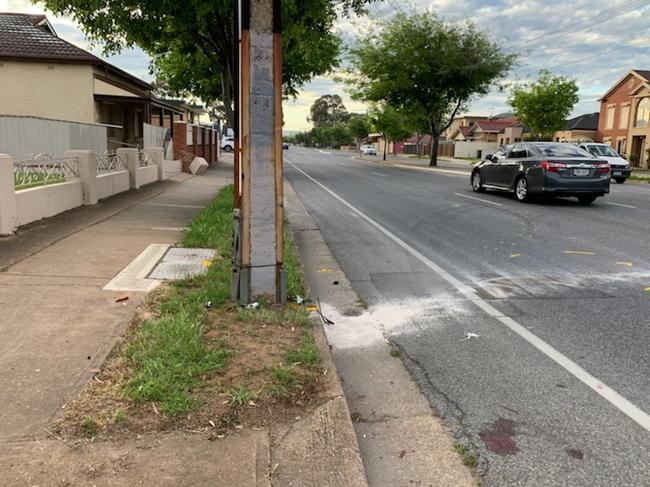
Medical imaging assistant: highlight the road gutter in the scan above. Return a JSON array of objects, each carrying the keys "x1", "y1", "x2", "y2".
[{"x1": 284, "y1": 179, "x2": 477, "y2": 486}]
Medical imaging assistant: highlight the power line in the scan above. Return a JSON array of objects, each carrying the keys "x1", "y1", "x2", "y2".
[{"x1": 503, "y1": 0, "x2": 650, "y2": 51}]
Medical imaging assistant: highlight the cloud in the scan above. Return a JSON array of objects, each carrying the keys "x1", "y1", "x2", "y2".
[{"x1": 4, "y1": 0, "x2": 649, "y2": 129}]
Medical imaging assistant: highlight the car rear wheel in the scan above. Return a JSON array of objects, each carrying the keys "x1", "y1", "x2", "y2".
[
  {"x1": 471, "y1": 171, "x2": 485, "y2": 193},
  {"x1": 614, "y1": 177, "x2": 626, "y2": 184},
  {"x1": 514, "y1": 177, "x2": 530, "y2": 202},
  {"x1": 223, "y1": 145, "x2": 233, "y2": 152},
  {"x1": 578, "y1": 195, "x2": 598, "y2": 205}
]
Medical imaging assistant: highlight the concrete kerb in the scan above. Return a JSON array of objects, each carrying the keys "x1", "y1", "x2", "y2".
[
  {"x1": 279, "y1": 181, "x2": 369, "y2": 487},
  {"x1": 356, "y1": 156, "x2": 471, "y2": 177},
  {"x1": 283, "y1": 179, "x2": 477, "y2": 486}
]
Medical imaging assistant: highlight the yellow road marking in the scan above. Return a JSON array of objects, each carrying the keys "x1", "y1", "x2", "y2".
[
  {"x1": 563, "y1": 250, "x2": 595, "y2": 255},
  {"x1": 617, "y1": 261, "x2": 633, "y2": 267},
  {"x1": 510, "y1": 253, "x2": 521, "y2": 258},
  {"x1": 306, "y1": 305, "x2": 319, "y2": 312},
  {"x1": 317, "y1": 268, "x2": 333, "y2": 273}
]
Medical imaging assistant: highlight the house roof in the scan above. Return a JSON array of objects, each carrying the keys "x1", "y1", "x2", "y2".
[
  {"x1": 470, "y1": 119, "x2": 519, "y2": 134},
  {"x1": 0, "y1": 12, "x2": 150, "y2": 89},
  {"x1": 459, "y1": 126, "x2": 472, "y2": 138},
  {"x1": 599, "y1": 70, "x2": 650, "y2": 101},
  {"x1": 565, "y1": 112, "x2": 599, "y2": 131}
]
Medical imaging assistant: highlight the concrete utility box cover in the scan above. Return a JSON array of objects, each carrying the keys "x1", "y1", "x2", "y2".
[
  {"x1": 148, "y1": 247, "x2": 216, "y2": 280},
  {"x1": 189, "y1": 157, "x2": 209, "y2": 175}
]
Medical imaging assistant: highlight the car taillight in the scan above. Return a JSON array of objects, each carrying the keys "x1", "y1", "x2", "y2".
[
  {"x1": 541, "y1": 161, "x2": 567, "y2": 173},
  {"x1": 595, "y1": 162, "x2": 610, "y2": 175}
]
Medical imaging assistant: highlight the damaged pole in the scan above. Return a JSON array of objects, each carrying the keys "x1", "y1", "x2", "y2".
[{"x1": 233, "y1": 0, "x2": 285, "y2": 304}]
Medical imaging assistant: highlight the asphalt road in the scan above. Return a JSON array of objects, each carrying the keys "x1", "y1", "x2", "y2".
[{"x1": 285, "y1": 147, "x2": 650, "y2": 487}]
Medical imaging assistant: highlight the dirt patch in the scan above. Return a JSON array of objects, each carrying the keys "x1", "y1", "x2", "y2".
[{"x1": 53, "y1": 299, "x2": 329, "y2": 442}]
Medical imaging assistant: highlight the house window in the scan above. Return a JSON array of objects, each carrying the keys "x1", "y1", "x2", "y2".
[
  {"x1": 605, "y1": 105, "x2": 615, "y2": 129},
  {"x1": 635, "y1": 98, "x2": 650, "y2": 128},
  {"x1": 620, "y1": 105, "x2": 630, "y2": 129},
  {"x1": 617, "y1": 138, "x2": 626, "y2": 154}
]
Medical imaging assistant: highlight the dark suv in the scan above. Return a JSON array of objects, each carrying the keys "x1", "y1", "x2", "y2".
[{"x1": 471, "y1": 142, "x2": 610, "y2": 204}]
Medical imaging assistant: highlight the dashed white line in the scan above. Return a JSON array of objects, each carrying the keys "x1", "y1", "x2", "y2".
[
  {"x1": 606, "y1": 201, "x2": 638, "y2": 209},
  {"x1": 287, "y1": 158, "x2": 650, "y2": 433},
  {"x1": 371, "y1": 171, "x2": 387, "y2": 177},
  {"x1": 454, "y1": 192, "x2": 503, "y2": 207}
]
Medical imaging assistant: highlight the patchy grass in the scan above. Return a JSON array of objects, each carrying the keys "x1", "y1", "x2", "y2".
[
  {"x1": 454, "y1": 443, "x2": 479, "y2": 469},
  {"x1": 628, "y1": 174, "x2": 650, "y2": 183},
  {"x1": 14, "y1": 173, "x2": 65, "y2": 190},
  {"x1": 56, "y1": 184, "x2": 324, "y2": 439},
  {"x1": 389, "y1": 347, "x2": 401, "y2": 358}
]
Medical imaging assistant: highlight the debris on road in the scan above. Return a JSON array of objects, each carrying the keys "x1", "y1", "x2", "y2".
[
  {"x1": 115, "y1": 296, "x2": 129, "y2": 303},
  {"x1": 461, "y1": 332, "x2": 480, "y2": 341}
]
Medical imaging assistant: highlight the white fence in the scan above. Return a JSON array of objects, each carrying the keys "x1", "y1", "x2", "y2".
[
  {"x1": 0, "y1": 147, "x2": 166, "y2": 236},
  {"x1": 453, "y1": 141, "x2": 498, "y2": 159},
  {"x1": 143, "y1": 123, "x2": 174, "y2": 160},
  {"x1": 0, "y1": 115, "x2": 109, "y2": 160}
]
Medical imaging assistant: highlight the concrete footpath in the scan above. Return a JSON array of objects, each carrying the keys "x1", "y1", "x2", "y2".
[{"x1": 0, "y1": 163, "x2": 367, "y2": 487}]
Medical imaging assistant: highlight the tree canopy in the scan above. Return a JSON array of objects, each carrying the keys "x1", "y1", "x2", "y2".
[
  {"x1": 509, "y1": 70, "x2": 579, "y2": 140},
  {"x1": 38, "y1": 0, "x2": 376, "y2": 125},
  {"x1": 369, "y1": 103, "x2": 412, "y2": 160},
  {"x1": 348, "y1": 12, "x2": 515, "y2": 165},
  {"x1": 309, "y1": 94, "x2": 350, "y2": 128}
]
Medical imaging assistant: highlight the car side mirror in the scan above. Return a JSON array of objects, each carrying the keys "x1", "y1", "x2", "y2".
[{"x1": 485, "y1": 154, "x2": 493, "y2": 162}]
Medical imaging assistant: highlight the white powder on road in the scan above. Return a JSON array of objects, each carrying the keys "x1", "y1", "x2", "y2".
[{"x1": 321, "y1": 296, "x2": 472, "y2": 349}]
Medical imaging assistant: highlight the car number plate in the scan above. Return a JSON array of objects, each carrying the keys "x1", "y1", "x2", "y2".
[
  {"x1": 613, "y1": 171, "x2": 622, "y2": 176},
  {"x1": 574, "y1": 168, "x2": 589, "y2": 176}
]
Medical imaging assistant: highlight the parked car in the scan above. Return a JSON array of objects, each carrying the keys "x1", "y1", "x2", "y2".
[
  {"x1": 282, "y1": 142, "x2": 289, "y2": 150},
  {"x1": 578, "y1": 142, "x2": 630, "y2": 184},
  {"x1": 470, "y1": 142, "x2": 610, "y2": 204},
  {"x1": 221, "y1": 136, "x2": 235, "y2": 152},
  {"x1": 360, "y1": 144, "x2": 377, "y2": 156}
]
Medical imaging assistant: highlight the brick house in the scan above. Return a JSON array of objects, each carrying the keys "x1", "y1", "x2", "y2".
[{"x1": 598, "y1": 70, "x2": 650, "y2": 167}]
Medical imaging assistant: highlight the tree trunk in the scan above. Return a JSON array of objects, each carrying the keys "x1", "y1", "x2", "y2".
[
  {"x1": 383, "y1": 136, "x2": 387, "y2": 161},
  {"x1": 429, "y1": 134, "x2": 439, "y2": 167}
]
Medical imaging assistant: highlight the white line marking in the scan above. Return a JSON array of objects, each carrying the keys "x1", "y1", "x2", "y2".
[
  {"x1": 151, "y1": 227, "x2": 188, "y2": 232},
  {"x1": 371, "y1": 171, "x2": 387, "y2": 177},
  {"x1": 606, "y1": 201, "x2": 638, "y2": 209},
  {"x1": 454, "y1": 192, "x2": 503, "y2": 207},
  {"x1": 287, "y1": 158, "x2": 650, "y2": 432}
]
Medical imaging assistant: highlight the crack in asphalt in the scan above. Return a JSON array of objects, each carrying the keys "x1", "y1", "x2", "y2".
[{"x1": 386, "y1": 336, "x2": 491, "y2": 477}]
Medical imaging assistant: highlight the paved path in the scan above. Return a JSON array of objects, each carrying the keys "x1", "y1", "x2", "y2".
[
  {"x1": 0, "y1": 167, "x2": 230, "y2": 442},
  {"x1": 286, "y1": 147, "x2": 650, "y2": 487}
]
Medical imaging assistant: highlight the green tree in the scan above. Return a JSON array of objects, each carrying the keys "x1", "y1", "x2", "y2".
[
  {"x1": 309, "y1": 94, "x2": 350, "y2": 128},
  {"x1": 347, "y1": 113, "x2": 370, "y2": 148},
  {"x1": 509, "y1": 70, "x2": 579, "y2": 140},
  {"x1": 369, "y1": 104, "x2": 412, "y2": 161},
  {"x1": 349, "y1": 13, "x2": 515, "y2": 166},
  {"x1": 38, "y1": 0, "x2": 375, "y2": 126}
]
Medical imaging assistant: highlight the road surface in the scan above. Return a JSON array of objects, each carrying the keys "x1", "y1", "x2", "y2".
[{"x1": 285, "y1": 147, "x2": 650, "y2": 487}]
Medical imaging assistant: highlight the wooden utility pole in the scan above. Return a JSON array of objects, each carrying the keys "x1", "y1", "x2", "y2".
[{"x1": 232, "y1": 0, "x2": 285, "y2": 304}]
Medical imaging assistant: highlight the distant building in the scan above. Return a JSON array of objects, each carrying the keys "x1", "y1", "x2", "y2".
[
  {"x1": 554, "y1": 113, "x2": 599, "y2": 142},
  {"x1": 0, "y1": 12, "x2": 197, "y2": 149},
  {"x1": 598, "y1": 69, "x2": 650, "y2": 167}
]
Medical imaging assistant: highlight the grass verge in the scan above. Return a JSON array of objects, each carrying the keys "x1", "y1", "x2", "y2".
[{"x1": 57, "y1": 184, "x2": 322, "y2": 438}]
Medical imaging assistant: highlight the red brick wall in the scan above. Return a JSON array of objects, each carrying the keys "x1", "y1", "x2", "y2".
[
  {"x1": 173, "y1": 121, "x2": 188, "y2": 160},
  {"x1": 597, "y1": 73, "x2": 639, "y2": 145},
  {"x1": 173, "y1": 122, "x2": 218, "y2": 169}
]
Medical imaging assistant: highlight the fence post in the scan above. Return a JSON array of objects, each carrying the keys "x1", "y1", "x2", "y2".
[
  {"x1": 118, "y1": 148, "x2": 140, "y2": 189},
  {"x1": 0, "y1": 154, "x2": 17, "y2": 236},
  {"x1": 144, "y1": 147, "x2": 164, "y2": 180},
  {"x1": 65, "y1": 150, "x2": 97, "y2": 205}
]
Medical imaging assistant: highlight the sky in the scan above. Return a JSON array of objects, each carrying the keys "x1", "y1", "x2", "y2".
[{"x1": 3, "y1": 0, "x2": 650, "y2": 131}]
